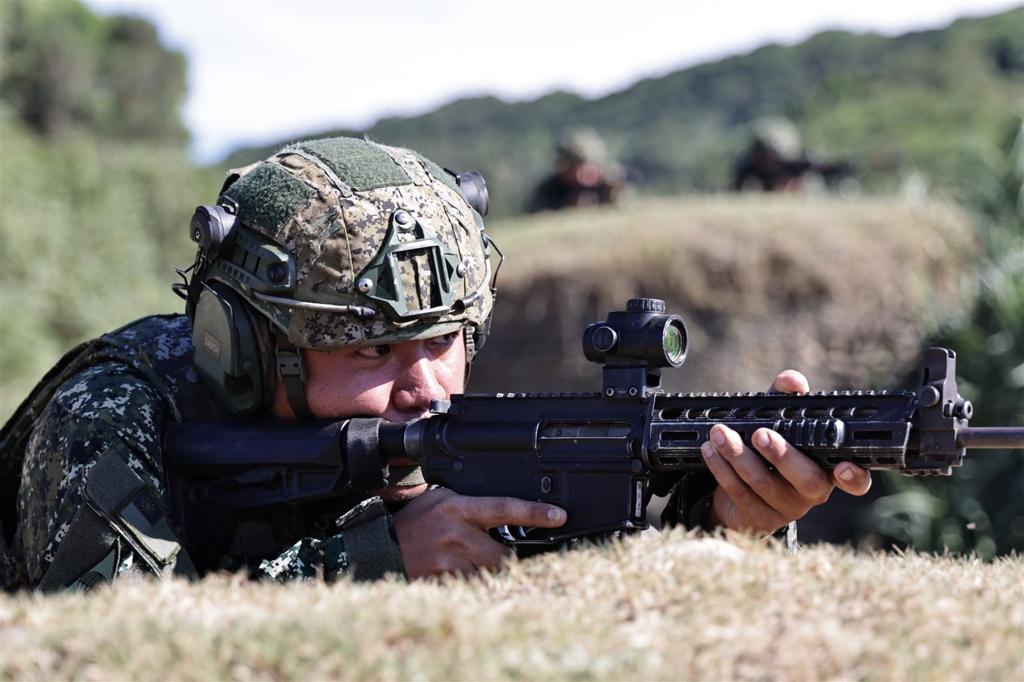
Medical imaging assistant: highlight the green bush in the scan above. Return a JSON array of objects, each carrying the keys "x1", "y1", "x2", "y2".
[
  {"x1": 863, "y1": 119, "x2": 1024, "y2": 556},
  {"x1": 0, "y1": 109, "x2": 218, "y2": 420},
  {"x1": 1, "y1": 0, "x2": 187, "y2": 141}
]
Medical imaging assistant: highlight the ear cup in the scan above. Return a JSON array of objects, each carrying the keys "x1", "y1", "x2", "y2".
[{"x1": 191, "y1": 282, "x2": 274, "y2": 414}]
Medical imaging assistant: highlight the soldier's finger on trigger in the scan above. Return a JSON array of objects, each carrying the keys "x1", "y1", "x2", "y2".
[
  {"x1": 461, "y1": 527, "x2": 515, "y2": 569},
  {"x1": 460, "y1": 496, "x2": 566, "y2": 529}
]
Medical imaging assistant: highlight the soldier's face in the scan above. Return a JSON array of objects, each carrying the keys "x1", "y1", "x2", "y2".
[
  {"x1": 272, "y1": 331, "x2": 466, "y2": 423},
  {"x1": 270, "y1": 331, "x2": 466, "y2": 500}
]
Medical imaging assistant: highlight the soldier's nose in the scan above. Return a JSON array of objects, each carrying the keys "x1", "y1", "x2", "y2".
[{"x1": 391, "y1": 358, "x2": 445, "y2": 416}]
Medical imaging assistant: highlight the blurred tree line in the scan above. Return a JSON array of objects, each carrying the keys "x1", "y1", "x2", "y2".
[
  {"x1": 0, "y1": 0, "x2": 218, "y2": 419},
  {"x1": 229, "y1": 8, "x2": 1023, "y2": 217},
  {"x1": 2, "y1": 0, "x2": 187, "y2": 141},
  {"x1": 0, "y1": 0, "x2": 1021, "y2": 554}
]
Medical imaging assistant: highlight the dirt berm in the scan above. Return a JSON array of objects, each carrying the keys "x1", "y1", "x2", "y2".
[{"x1": 470, "y1": 195, "x2": 976, "y2": 395}]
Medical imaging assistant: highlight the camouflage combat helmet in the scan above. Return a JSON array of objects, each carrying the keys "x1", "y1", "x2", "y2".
[
  {"x1": 182, "y1": 137, "x2": 498, "y2": 415},
  {"x1": 555, "y1": 128, "x2": 609, "y2": 166},
  {"x1": 189, "y1": 136, "x2": 497, "y2": 352}
]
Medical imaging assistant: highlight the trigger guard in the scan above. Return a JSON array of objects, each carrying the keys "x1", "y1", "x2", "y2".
[
  {"x1": 490, "y1": 525, "x2": 539, "y2": 546},
  {"x1": 493, "y1": 525, "x2": 516, "y2": 545}
]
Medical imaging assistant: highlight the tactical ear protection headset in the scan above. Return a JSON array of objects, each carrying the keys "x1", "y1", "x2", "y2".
[
  {"x1": 175, "y1": 170, "x2": 496, "y2": 418},
  {"x1": 190, "y1": 279, "x2": 274, "y2": 414},
  {"x1": 178, "y1": 195, "x2": 313, "y2": 418}
]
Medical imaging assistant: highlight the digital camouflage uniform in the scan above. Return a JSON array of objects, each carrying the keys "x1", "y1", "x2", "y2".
[{"x1": 220, "y1": 137, "x2": 492, "y2": 352}]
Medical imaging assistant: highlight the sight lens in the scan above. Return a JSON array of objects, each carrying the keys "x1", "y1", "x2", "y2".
[{"x1": 662, "y1": 321, "x2": 686, "y2": 366}]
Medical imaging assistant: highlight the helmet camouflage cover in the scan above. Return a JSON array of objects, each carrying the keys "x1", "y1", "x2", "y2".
[{"x1": 209, "y1": 137, "x2": 495, "y2": 351}]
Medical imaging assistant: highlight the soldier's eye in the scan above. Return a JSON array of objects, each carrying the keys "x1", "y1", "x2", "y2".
[
  {"x1": 357, "y1": 344, "x2": 391, "y2": 359},
  {"x1": 428, "y1": 332, "x2": 459, "y2": 349}
]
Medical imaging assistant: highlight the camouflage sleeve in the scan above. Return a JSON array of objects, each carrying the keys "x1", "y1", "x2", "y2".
[
  {"x1": 258, "y1": 497, "x2": 406, "y2": 583},
  {"x1": 13, "y1": 363, "x2": 189, "y2": 589}
]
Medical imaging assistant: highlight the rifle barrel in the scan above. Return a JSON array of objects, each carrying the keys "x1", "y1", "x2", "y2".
[{"x1": 957, "y1": 427, "x2": 1024, "y2": 449}]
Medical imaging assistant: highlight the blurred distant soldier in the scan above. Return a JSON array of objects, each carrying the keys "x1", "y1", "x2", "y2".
[
  {"x1": 733, "y1": 118, "x2": 856, "y2": 193},
  {"x1": 528, "y1": 128, "x2": 625, "y2": 212}
]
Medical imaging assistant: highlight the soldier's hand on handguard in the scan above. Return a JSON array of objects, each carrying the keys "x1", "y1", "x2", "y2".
[
  {"x1": 701, "y1": 370, "x2": 872, "y2": 535},
  {"x1": 393, "y1": 487, "x2": 567, "y2": 579}
]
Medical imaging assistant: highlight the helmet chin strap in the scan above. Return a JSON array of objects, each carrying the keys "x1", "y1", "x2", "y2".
[
  {"x1": 274, "y1": 335, "x2": 314, "y2": 419},
  {"x1": 462, "y1": 326, "x2": 477, "y2": 387},
  {"x1": 463, "y1": 310, "x2": 493, "y2": 386}
]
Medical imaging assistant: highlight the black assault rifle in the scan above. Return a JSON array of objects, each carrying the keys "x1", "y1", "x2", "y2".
[{"x1": 166, "y1": 299, "x2": 1024, "y2": 571}]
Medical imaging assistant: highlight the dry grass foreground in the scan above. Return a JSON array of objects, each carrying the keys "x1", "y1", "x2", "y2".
[{"x1": 1, "y1": 529, "x2": 1020, "y2": 681}]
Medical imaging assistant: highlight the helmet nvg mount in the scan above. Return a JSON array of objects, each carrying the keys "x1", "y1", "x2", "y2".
[{"x1": 178, "y1": 136, "x2": 500, "y2": 416}]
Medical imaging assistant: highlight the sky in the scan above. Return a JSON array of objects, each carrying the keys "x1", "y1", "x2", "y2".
[{"x1": 84, "y1": 0, "x2": 1022, "y2": 163}]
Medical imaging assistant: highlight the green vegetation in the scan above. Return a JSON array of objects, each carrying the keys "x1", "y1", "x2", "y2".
[
  {"x1": 862, "y1": 119, "x2": 1024, "y2": 557},
  {"x1": 0, "y1": 0, "x2": 217, "y2": 419},
  {"x1": 1, "y1": 531, "x2": 1021, "y2": 680},
  {"x1": 0, "y1": 109, "x2": 218, "y2": 419},
  {"x1": 1, "y1": 0, "x2": 187, "y2": 141}
]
